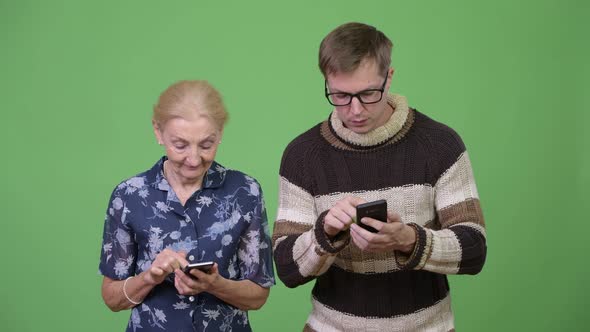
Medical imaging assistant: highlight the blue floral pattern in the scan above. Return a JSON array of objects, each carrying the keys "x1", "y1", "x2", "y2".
[{"x1": 99, "y1": 157, "x2": 275, "y2": 332}]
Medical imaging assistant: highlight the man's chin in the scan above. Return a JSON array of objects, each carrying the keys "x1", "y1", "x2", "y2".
[{"x1": 348, "y1": 126, "x2": 372, "y2": 134}]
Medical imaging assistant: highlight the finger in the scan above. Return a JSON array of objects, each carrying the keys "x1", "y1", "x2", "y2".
[
  {"x1": 210, "y1": 263, "x2": 219, "y2": 275},
  {"x1": 330, "y1": 205, "x2": 354, "y2": 226},
  {"x1": 189, "y1": 267, "x2": 209, "y2": 280},
  {"x1": 160, "y1": 260, "x2": 176, "y2": 274},
  {"x1": 326, "y1": 210, "x2": 352, "y2": 229},
  {"x1": 347, "y1": 196, "x2": 367, "y2": 207},
  {"x1": 150, "y1": 266, "x2": 166, "y2": 277},
  {"x1": 172, "y1": 254, "x2": 189, "y2": 269},
  {"x1": 361, "y1": 217, "x2": 386, "y2": 232},
  {"x1": 350, "y1": 226, "x2": 370, "y2": 250},
  {"x1": 387, "y1": 211, "x2": 402, "y2": 223},
  {"x1": 350, "y1": 223, "x2": 373, "y2": 243},
  {"x1": 149, "y1": 266, "x2": 168, "y2": 284},
  {"x1": 176, "y1": 268, "x2": 200, "y2": 290},
  {"x1": 174, "y1": 273, "x2": 190, "y2": 295},
  {"x1": 340, "y1": 200, "x2": 359, "y2": 222}
]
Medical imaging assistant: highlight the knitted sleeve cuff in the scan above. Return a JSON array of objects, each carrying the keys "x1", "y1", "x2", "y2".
[
  {"x1": 395, "y1": 223, "x2": 433, "y2": 270},
  {"x1": 314, "y1": 210, "x2": 351, "y2": 254}
]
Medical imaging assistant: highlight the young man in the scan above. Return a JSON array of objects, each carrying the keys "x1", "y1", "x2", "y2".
[{"x1": 272, "y1": 22, "x2": 486, "y2": 331}]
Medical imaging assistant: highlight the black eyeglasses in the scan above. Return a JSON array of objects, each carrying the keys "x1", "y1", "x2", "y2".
[{"x1": 325, "y1": 71, "x2": 388, "y2": 106}]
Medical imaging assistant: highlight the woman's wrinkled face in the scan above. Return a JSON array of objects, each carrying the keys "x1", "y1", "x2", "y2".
[{"x1": 153, "y1": 115, "x2": 221, "y2": 185}]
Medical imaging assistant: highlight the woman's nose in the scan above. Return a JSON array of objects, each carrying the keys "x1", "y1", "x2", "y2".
[{"x1": 186, "y1": 148, "x2": 201, "y2": 166}]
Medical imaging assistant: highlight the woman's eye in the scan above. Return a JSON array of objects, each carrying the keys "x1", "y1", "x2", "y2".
[{"x1": 174, "y1": 145, "x2": 187, "y2": 150}]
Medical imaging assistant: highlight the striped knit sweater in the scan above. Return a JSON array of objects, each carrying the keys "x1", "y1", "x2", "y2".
[{"x1": 272, "y1": 94, "x2": 486, "y2": 332}]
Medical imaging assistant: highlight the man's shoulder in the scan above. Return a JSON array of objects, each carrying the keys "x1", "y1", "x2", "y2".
[
  {"x1": 282, "y1": 122, "x2": 324, "y2": 157},
  {"x1": 411, "y1": 110, "x2": 466, "y2": 151},
  {"x1": 412, "y1": 110, "x2": 460, "y2": 136}
]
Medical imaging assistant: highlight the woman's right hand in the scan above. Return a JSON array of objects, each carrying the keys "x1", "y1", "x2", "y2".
[{"x1": 142, "y1": 249, "x2": 188, "y2": 285}]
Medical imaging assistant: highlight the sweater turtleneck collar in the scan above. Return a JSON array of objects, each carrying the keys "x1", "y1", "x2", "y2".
[{"x1": 329, "y1": 94, "x2": 410, "y2": 148}]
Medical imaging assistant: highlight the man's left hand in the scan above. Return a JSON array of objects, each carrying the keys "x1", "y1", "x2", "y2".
[{"x1": 350, "y1": 211, "x2": 416, "y2": 254}]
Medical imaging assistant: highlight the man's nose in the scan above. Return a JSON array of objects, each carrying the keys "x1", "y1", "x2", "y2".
[{"x1": 350, "y1": 96, "x2": 364, "y2": 115}]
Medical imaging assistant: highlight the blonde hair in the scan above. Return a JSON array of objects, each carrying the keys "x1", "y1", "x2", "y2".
[
  {"x1": 153, "y1": 80, "x2": 228, "y2": 130},
  {"x1": 319, "y1": 22, "x2": 393, "y2": 77}
]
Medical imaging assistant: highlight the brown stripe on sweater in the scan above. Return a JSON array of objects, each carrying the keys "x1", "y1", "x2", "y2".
[
  {"x1": 451, "y1": 225, "x2": 487, "y2": 275},
  {"x1": 272, "y1": 220, "x2": 313, "y2": 243},
  {"x1": 312, "y1": 266, "x2": 449, "y2": 317},
  {"x1": 320, "y1": 121, "x2": 356, "y2": 151},
  {"x1": 438, "y1": 198, "x2": 485, "y2": 229},
  {"x1": 424, "y1": 217, "x2": 441, "y2": 230},
  {"x1": 282, "y1": 111, "x2": 466, "y2": 196},
  {"x1": 273, "y1": 235, "x2": 316, "y2": 288},
  {"x1": 303, "y1": 324, "x2": 316, "y2": 332}
]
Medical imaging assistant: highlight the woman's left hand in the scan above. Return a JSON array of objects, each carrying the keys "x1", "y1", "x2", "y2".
[{"x1": 174, "y1": 263, "x2": 221, "y2": 295}]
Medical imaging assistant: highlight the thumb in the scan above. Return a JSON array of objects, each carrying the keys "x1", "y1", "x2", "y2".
[{"x1": 387, "y1": 211, "x2": 402, "y2": 223}]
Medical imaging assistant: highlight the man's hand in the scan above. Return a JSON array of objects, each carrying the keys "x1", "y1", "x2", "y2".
[
  {"x1": 350, "y1": 211, "x2": 416, "y2": 253},
  {"x1": 323, "y1": 196, "x2": 366, "y2": 238}
]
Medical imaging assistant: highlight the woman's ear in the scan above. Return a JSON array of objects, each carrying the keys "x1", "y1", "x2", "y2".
[{"x1": 152, "y1": 120, "x2": 163, "y2": 145}]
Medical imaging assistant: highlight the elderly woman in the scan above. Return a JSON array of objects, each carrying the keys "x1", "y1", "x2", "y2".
[{"x1": 98, "y1": 80, "x2": 275, "y2": 331}]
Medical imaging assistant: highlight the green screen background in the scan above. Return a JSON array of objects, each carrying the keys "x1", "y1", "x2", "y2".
[{"x1": 1, "y1": 1, "x2": 588, "y2": 331}]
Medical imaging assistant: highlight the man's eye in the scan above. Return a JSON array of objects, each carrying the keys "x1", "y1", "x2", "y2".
[
  {"x1": 333, "y1": 93, "x2": 349, "y2": 100},
  {"x1": 174, "y1": 145, "x2": 187, "y2": 150},
  {"x1": 361, "y1": 90, "x2": 378, "y2": 97}
]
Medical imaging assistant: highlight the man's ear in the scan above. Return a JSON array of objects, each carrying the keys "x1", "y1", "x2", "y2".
[{"x1": 386, "y1": 67, "x2": 395, "y2": 91}]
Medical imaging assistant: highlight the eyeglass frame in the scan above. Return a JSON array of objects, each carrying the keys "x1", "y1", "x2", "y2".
[{"x1": 324, "y1": 70, "x2": 389, "y2": 106}]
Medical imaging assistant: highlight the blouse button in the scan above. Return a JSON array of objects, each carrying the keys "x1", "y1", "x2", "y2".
[
  {"x1": 189, "y1": 255, "x2": 195, "y2": 261},
  {"x1": 189, "y1": 296, "x2": 195, "y2": 302}
]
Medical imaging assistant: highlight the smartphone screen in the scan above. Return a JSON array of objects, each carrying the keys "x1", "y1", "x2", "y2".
[{"x1": 355, "y1": 199, "x2": 387, "y2": 233}]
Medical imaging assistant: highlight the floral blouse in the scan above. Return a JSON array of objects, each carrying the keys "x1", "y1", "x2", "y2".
[{"x1": 99, "y1": 157, "x2": 275, "y2": 332}]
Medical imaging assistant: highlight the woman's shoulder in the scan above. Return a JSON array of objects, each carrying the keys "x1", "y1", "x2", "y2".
[
  {"x1": 109, "y1": 158, "x2": 164, "y2": 197},
  {"x1": 211, "y1": 162, "x2": 263, "y2": 195}
]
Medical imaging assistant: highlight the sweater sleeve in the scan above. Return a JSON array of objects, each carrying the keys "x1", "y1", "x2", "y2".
[
  {"x1": 272, "y1": 139, "x2": 349, "y2": 288},
  {"x1": 396, "y1": 151, "x2": 487, "y2": 274}
]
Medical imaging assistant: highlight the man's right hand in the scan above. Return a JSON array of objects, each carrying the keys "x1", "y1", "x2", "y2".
[{"x1": 323, "y1": 196, "x2": 366, "y2": 238}]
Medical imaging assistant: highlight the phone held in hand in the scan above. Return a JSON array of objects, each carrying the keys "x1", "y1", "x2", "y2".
[
  {"x1": 355, "y1": 199, "x2": 387, "y2": 233},
  {"x1": 183, "y1": 261, "x2": 214, "y2": 276}
]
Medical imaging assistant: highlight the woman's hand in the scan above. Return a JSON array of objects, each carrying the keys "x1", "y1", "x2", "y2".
[
  {"x1": 174, "y1": 263, "x2": 221, "y2": 295},
  {"x1": 143, "y1": 249, "x2": 188, "y2": 286}
]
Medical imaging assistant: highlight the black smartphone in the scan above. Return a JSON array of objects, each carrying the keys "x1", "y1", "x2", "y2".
[
  {"x1": 183, "y1": 261, "x2": 214, "y2": 276},
  {"x1": 355, "y1": 199, "x2": 387, "y2": 233}
]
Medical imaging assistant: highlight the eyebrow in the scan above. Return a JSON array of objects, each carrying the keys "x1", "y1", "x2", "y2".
[
  {"x1": 327, "y1": 82, "x2": 382, "y2": 94},
  {"x1": 171, "y1": 134, "x2": 217, "y2": 142}
]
